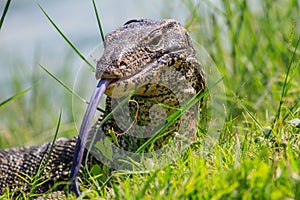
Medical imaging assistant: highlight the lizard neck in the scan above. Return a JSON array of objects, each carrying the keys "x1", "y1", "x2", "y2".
[{"x1": 101, "y1": 64, "x2": 201, "y2": 152}]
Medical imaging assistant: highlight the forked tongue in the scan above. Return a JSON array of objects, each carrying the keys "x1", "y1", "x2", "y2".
[{"x1": 70, "y1": 79, "x2": 111, "y2": 196}]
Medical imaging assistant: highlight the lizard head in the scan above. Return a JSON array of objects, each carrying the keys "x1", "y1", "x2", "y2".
[{"x1": 96, "y1": 19, "x2": 202, "y2": 98}]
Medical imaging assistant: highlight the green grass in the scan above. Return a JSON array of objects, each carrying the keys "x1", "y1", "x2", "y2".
[
  {"x1": 0, "y1": 0, "x2": 11, "y2": 30},
  {"x1": 1, "y1": 0, "x2": 300, "y2": 199}
]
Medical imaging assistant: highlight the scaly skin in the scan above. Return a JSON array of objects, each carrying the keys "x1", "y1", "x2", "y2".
[
  {"x1": 0, "y1": 19, "x2": 206, "y2": 196},
  {"x1": 0, "y1": 137, "x2": 77, "y2": 194}
]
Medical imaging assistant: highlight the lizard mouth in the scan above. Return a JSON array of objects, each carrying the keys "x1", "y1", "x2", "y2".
[
  {"x1": 104, "y1": 47, "x2": 188, "y2": 93},
  {"x1": 104, "y1": 67, "x2": 151, "y2": 98},
  {"x1": 104, "y1": 56, "x2": 162, "y2": 97},
  {"x1": 106, "y1": 78, "x2": 119, "y2": 86}
]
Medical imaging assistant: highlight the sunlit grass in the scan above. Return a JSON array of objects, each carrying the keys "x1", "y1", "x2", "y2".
[{"x1": 0, "y1": 0, "x2": 300, "y2": 199}]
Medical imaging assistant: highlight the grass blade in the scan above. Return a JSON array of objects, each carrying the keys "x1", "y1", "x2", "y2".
[
  {"x1": 37, "y1": 4, "x2": 95, "y2": 72},
  {"x1": 31, "y1": 109, "x2": 62, "y2": 193},
  {"x1": 92, "y1": 0, "x2": 105, "y2": 43},
  {"x1": 0, "y1": 0, "x2": 11, "y2": 30},
  {"x1": 0, "y1": 82, "x2": 40, "y2": 109},
  {"x1": 38, "y1": 63, "x2": 105, "y2": 113},
  {"x1": 282, "y1": 97, "x2": 300, "y2": 122},
  {"x1": 135, "y1": 90, "x2": 204, "y2": 153},
  {"x1": 135, "y1": 78, "x2": 223, "y2": 153},
  {"x1": 44, "y1": 109, "x2": 62, "y2": 167},
  {"x1": 38, "y1": 63, "x2": 84, "y2": 102},
  {"x1": 137, "y1": 171, "x2": 158, "y2": 199},
  {"x1": 238, "y1": 99, "x2": 263, "y2": 131},
  {"x1": 273, "y1": 36, "x2": 300, "y2": 127}
]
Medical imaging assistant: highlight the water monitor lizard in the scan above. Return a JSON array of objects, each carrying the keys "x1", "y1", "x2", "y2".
[{"x1": 0, "y1": 19, "x2": 206, "y2": 197}]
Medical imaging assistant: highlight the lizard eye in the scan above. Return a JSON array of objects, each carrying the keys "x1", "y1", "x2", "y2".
[
  {"x1": 147, "y1": 30, "x2": 163, "y2": 50},
  {"x1": 149, "y1": 35, "x2": 162, "y2": 46}
]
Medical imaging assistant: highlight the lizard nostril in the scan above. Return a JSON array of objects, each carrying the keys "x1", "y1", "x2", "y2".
[{"x1": 119, "y1": 61, "x2": 127, "y2": 69}]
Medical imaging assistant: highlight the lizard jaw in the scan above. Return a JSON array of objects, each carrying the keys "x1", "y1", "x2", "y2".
[{"x1": 103, "y1": 59, "x2": 159, "y2": 98}]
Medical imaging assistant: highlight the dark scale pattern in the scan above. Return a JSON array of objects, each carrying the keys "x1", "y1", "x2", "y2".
[
  {"x1": 0, "y1": 137, "x2": 77, "y2": 195},
  {"x1": 0, "y1": 18, "x2": 206, "y2": 195}
]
